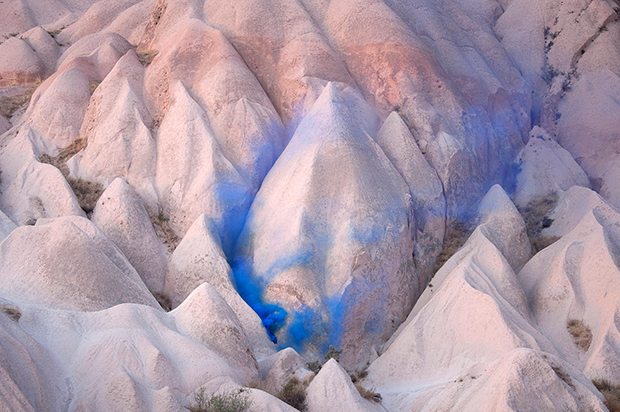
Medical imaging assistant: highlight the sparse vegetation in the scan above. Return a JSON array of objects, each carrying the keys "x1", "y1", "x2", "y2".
[
  {"x1": 0, "y1": 85, "x2": 38, "y2": 118},
  {"x1": 1, "y1": 305, "x2": 21, "y2": 322},
  {"x1": 89, "y1": 80, "x2": 101, "y2": 95},
  {"x1": 277, "y1": 377, "x2": 307, "y2": 411},
  {"x1": 551, "y1": 364, "x2": 574, "y2": 388},
  {"x1": 306, "y1": 360, "x2": 322, "y2": 374},
  {"x1": 187, "y1": 387, "x2": 252, "y2": 412},
  {"x1": 349, "y1": 369, "x2": 368, "y2": 383},
  {"x1": 355, "y1": 384, "x2": 382, "y2": 403},
  {"x1": 152, "y1": 212, "x2": 179, "y2": 252},
  {"x1": 593, "y1": 379, "x2": 620, "y2": 412},
  {"x1": 67, "y1": 177, "x2": 104, "y2": 214},
  {"x1": 152, "y1": 292, "x2": 172, "y2": 312},
  {"x1": 137, "y1": 50, "x2": 159, "y2": 66},
  {"x1": 518, "y1": 193, "x2": 561, "y2": 255},
  {"x1": 434, "y1": 221, "x2": 473, "y2": 273},
  {"x1": 38, "y1": 137, "x2": 102, "y2": 213},
  {"x1": 567, "y1": 319, "x2": 593, "y2": 351},
  {"x1": 324, "y1": 345, "x2": 342, "y2": 362},
  {"x1": 39, "y1": 137, "x2": 87, "y2": 176}
]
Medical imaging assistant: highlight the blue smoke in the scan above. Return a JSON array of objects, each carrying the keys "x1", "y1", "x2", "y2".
[{"x1": 230, "y1": 257, "x2": 288, "y2": 343}]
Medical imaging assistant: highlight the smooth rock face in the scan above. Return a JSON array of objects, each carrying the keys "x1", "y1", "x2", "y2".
[
  {"x1": 92, "y1": 177, "x2": 167, "y2": 293},
  {"x1": 235, "y1": 83, "x2": 415, "y2": 368},
  {"x1": 514, "y1": 126, "x2": 591, "y2": 207},
  {"x1": 375, "y1": 111, "x2": 446, "y2": 286},
  {"x1": 306, "y1": 359, "x2": 385, "y2": 412},
  {"x1": 166, "y1": 213, "x2": 275, "y2": 358},
  {"x1": 0, "y1": 216, "x2": 159, "y2": 311}
]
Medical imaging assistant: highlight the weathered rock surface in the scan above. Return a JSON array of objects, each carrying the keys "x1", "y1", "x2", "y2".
[
  {"x1": 235, "y1": 83, "x2": 414, "y2": 368},
  {"x1": 0, "y1": 216, "x2": 158, "y2": 311},
  {"x1": 0, "y1": 0, "x2": 618, "y2": 410},
  {"x1": 92, "y1": 177, "x2": 167, "y2": 293}
]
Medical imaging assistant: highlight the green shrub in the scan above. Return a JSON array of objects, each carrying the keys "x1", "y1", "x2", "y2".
[
  {"x1": 277, "y1": 377, "x2": 307, "y2": 411},
  {"x1": 187, "y1": 388, "x2": 252, "y2": 412},
  {"x1": 306, "y1": 360, "x2": 322, "y2": 374},
  {"x1": 324, "y1": 345, "x2": 342, "y2": 362}
]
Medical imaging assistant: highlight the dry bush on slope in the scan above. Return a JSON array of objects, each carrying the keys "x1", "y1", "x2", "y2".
[
  {"x1": 278, "y1": 377, "x2": 307, "y2": 411},
  {"x1": 518, "y1": 193, "x2": 561, "y2": 254},
  {"x1": 433, "y1": 220, "x2": 473, "y2": 273},
  {"x1": 1, "y1": 305, "x2": 21, "y2": 322},
  {"x1": 39, "y1": 137, "x2": 103, "y2": 213},
  {"x1": 593, "y1": 379, "x2": 620, "y2": 412},
  {"x1": 567, "y1": 319, "x2": 593, "y2": 351},
  {"x1": 0, "y1": 84, "x2": 38, "y2": 118},
  {"x1": 187, "y1": 387, "x2": 252, "y2": 412}
]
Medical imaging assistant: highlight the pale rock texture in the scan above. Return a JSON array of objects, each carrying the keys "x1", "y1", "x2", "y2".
[
  {"x1": 68, "y1": 49, "x2": 158, "y2": 209},
  {"x1": 0, "y1": 216, "x2": 159, "y2": 311},
  {"x1": 375, "y1": 111, "x2": 446, "y2": 286},
  {"x1": 171, "y1": 283, "x2": 259, "y2": 382},
  {"x1": 306, "y1": 359, "x2": 386, "y2": 412},
  {"x1": 92, "y1": 177, "x2": 167, "y2": 293},
  {"x1": 21, "y1": 26, "x2": 60, "y2": 75},
  {"x1": 514, "y1": 126, "x2": 591, "y2": 207},
  {"x1": 154, "y1": 80, "x2": 251, "y2": 250},
  {"x1": 365, "y1": 185, "x2": 603, "y2": 411},
  {"x1": 0, "y1": 208, "x2": 17, "y2": 243},
  {"x1": 235, "y1": 83, "x2": 415, "y2": 368},
  {"x1": 257, "y1": 347, "x2": 313, "y2": 394},
  {"x1": 144, "y1": 19, "x2": 287, "y2": 193},
  {"x1": 166, "y1": 214, "x2": 275, "y2": 358},
  {"x1": 0, "y1": 37, "x2": 45, "y2": 86},
  {"x1": 0, "y1": 125, "x2": 84, "y2": 224},
  {"x1": 519, "y1": 186, "x2": 620, "y2": 383},
  {"x1": 478, "y1": 184, "x2": 531, "y2": 271}
]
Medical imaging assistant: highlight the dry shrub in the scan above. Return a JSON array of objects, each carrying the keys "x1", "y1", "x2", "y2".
[
  {"x1": 1, "y1": 305, "x2": 21, "y2": 322},
  {"x1": 355, "y1": 384, "x2": 382, "y2": 403},
  {"x1": 277, "y1": 377, "x2": 307, "y2": 411},
  {"x1": 324, "y1": 345, "x2": 342, "y2": 361},
  {"x1": 187, "y1": 387, "x2": 252, "y2": 412},
  {"x1": 39, "y1": 137, "x2": 87, "y2": 176},
  {"x1": 434, "y1": 221, "x2": 472, "y2": 272},
  {"x1": 593, "y1": 379, "x2": 620, "y2": 412},
  {"x1": 152, "y1": 292, "x2": 172, "y2": 312},
  {"x1": 518, "y1": 193, "x2": 560, "y2": 254},
  {"x1": 89, "y1": 80, "x2": 101, "y2": 95},
  {"x1": 38, "y1": 137, "x2": 102, "y2": 213},
  {"x1": 0, "y1": 85, "x2": 38, "y2": 118},
  {"x1": 551, "y1": 365, "x2": 574, "y2": 389},
  {"x1": 151, "y1": 212, "x2": 179, "y2": 252},
  {"x1": 137, "y1": 50, "x2": 158, "y2": 66},
  {"x1": 66, "y1": 177, "x2": 103, "y2": 214},
  {"x1": 567, "y1": 319, "x2": 593, "y2": 351}
]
